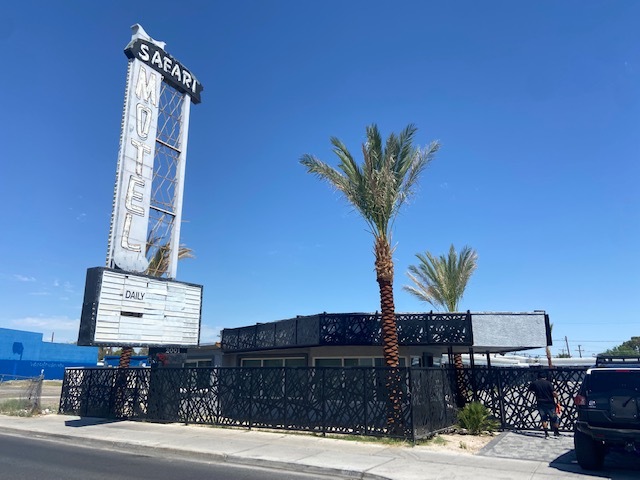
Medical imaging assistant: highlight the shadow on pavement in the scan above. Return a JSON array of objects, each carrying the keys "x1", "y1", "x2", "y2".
[
  {"x1": 64, "y1": 417, "x2": 123, "y2": 428},
  {"x1": 549, "y1": 447, "x2": 640, "y2": 479}
]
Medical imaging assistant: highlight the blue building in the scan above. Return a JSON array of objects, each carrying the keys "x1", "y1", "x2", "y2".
[
  {"x1": 102, "y1": 355, "x2": 149, "y2": 367},
  {"x1": 0, "y1": 328, "x2": 98, "y2": 380}
]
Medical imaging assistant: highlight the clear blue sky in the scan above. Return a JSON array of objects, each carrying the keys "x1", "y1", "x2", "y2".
[{"x1": 1, "y1": 1, "x2": 638, "y2": 359}]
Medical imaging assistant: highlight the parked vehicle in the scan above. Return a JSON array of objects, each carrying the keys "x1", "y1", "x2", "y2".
[{"x1": 573, "y1": 355, "x2": 640, "y2": 470}]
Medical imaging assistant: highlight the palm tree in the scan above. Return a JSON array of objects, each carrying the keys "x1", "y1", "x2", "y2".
[
  {"x1": 403, "y1": 244, "x2": 477, "y2": 311},
  {"x1": 403, "y1": 244, "x2": 478, "y2": 406},
  {"x1": 301, "y1": 123, "x2": 439, "y2": 431}
]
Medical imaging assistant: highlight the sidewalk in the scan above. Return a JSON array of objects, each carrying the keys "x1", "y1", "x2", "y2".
[{"x1": 0, "y1": 414, "x2": 637, "y2": 479}]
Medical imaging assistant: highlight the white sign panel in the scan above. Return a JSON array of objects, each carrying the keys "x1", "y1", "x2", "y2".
[
  {"x1": 109, "y1": 58, "x2": 161, "y2": 273},
  {"x1": 78, "y1": 268, "x2": 202, "y2": 347}
]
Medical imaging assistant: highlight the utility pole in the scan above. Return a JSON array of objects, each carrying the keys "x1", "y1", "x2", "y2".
[
  {"x1": 565, "y1": 336, "x2": 571, "y2": 358},
  {"x1": 577, "y1": 345, "x2": 583, "y2": 358}
]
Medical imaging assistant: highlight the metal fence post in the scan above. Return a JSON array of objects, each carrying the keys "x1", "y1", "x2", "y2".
[
  {"x1": 283, "y1": 367, "x2": 288, "y2": 428},
  {"x1": 321, "y1": 368, "x2": 326, "y2": 437},
  {"x1": 408, "y1": 368, "x2": 415, "y2": 443},
  {"x1": 363, "y1": 368, "x2": 368, "y2": 436},
  {"x1": 249, "y1": 368, "x2": 254, "y2": 430},
  {"x1": 496, "y1": 369, "x2": 506, "y2": 429}
]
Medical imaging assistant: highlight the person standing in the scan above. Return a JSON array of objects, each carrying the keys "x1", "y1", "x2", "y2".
[{"x1": 529, "y1": 371, "x2": 560, "y2": 438}]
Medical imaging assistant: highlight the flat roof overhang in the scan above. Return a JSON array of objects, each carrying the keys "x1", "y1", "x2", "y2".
[{"x1": 221, "y1": 311, "x2": 550, "y2": 355}]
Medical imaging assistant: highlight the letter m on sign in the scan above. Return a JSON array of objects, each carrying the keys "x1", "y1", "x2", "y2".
[{"x1": 135, "y1": 66, "x2": 158, "y2": 107}]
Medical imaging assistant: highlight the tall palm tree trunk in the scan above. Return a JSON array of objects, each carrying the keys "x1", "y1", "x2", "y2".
[
  {"x1": 375, "y1": 237, "x2": 403, "y2": 433},
  {"x1": 379, "y1": 281, "x2": 399, "y2": 365},
  {"x1": 119, "y1": 346, "x2": 133, "y2": 367},
  {"x1": 377, "y1": 238, "x2": 399, "y2": 367},
  {"x1": 453, "y1": 353, "x2": 466, "y2": 407},
  {"x1": 379, "y1": 278, "x2": 403, "y2": 433}
]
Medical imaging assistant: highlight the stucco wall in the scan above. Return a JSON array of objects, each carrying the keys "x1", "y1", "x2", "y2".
[{"x1": 0, "y1": 327, "x2": 98, "y2": 379}]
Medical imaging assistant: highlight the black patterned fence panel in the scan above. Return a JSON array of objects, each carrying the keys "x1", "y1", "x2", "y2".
[
  {"x1": 60, "y1": 367, "x2": 423, "y2": 439},
  {"x1": 113, "y1": 368, "x2": 150, "y2": 419},
  {"x1": 60, "y1": 366, "x2": 582, "y2": 437},
  {"x1": 211, "y1": 367, "x2": 414, "y2": 438},
  {"x1": 185, "y1": 368, "x2": 221, "y2": 425},
  {"x1": 410, "y1": 368, "x2": 458, "y2": 439},
  {"x1": 457, "y1": 367, "x2": 587, "y2": 432},
  {"x1": 215, "y1": 368, "x2": 253, "y2": 427},
  {"x1": 545, "y1": 368, "x2": 586, "y2": 431},
  {"x1": 222, "y1": 313, "x2": 472, "y2": 352},
  {"x1": 320, "y1": 314, "x2": 382, "y2": 345},
  {"x1": 59, "y1": 368, "x2": 150, "y2": 419}
]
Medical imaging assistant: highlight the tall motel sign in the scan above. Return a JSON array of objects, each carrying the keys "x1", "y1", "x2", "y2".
[{"x1": 78, "y1": 25, "x2": 203, "y2": 354}]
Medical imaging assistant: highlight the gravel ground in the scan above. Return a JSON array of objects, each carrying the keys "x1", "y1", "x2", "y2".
[{"x1": 422, "y1": 432, "x2": 495, "y2": 454}]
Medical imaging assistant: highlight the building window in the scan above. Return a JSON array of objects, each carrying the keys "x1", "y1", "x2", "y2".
[
  {"x1": 240, "y1": 357, "x2": 306, "y2": 367},
  {"x1": 315, "y1": 358, "x2": 342, "y2": 367},
  {"x1": 314, "y1": 357, "x2": 407, "y2": 367},
  {"x1": 284, "y1": 358, "x2": 306, "y2": 367},
  {"x1": 241, "y1": 359, "x2": 262, "y2": 367},
  {"x1": 263, "y1": 359, "x2": 283, "y2": 367},
  {"x1": 184, "y1": 360, "x2": 214, "y2": 368}
]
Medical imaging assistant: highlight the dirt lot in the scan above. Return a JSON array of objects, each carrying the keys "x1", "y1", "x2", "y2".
[
  {"x1": 0, "y1": 380, "x2": 62, "y2": 411},
  {"x1": 40, "y1": 381, "x2": 63, "y2": 410}
]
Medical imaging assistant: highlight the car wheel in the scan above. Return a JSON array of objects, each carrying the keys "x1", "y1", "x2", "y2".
[{"x1": 574, "y1": 430, "x2": 605, "y2": 470}]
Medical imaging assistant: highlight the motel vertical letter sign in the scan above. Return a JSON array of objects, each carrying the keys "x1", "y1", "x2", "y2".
[
  {"x1": 107, "y1": 24, "x2": 202, "y2": 275},
  {"x1": 110, "y1": 55, "x2": 161, "y2": 272},
  {"x1": 79, "y1": 25, "x2": 204, "y2": 348}
]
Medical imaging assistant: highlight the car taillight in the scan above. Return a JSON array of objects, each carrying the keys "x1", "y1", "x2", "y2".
[{"x1": 574, "y1": 394, "x2": 586, "y2": 406}]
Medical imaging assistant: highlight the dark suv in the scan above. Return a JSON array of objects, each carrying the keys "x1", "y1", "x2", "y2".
[{"x1": 573, "y1": 355, "x2": 640, "y2": 470}]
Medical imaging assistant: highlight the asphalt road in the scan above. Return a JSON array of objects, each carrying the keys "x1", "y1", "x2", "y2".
[{"x1": 0, "y1": 432, "x2": 340, "y2": 480}]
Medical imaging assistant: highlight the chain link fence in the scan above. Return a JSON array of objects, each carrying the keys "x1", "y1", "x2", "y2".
[{"x1": 0, "y1": 371, "x2": 44, "y2": 415}]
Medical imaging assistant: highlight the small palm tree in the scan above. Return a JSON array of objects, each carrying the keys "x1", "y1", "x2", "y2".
[
  {"x1": 301, "y1": 123, "x2": 439, "y2": 432},
  {"x1": 403, "y1": 244, "x2": 478, "y2": 406},
  {"x1": 403, "y1": 244, "x2": 477, "y2": 311}
]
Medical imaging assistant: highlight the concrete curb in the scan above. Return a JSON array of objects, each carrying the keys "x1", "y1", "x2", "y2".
[{"x1": 0, "y1": 425, "x2": 391, "y2": 480}]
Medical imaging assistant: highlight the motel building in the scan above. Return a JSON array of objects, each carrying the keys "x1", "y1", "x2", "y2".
[{"x1": 215, "y1": 310, "x2": 552, "y2": 369}]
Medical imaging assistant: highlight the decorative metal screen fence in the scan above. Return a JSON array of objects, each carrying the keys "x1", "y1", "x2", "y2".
[
  {"x1": 59, "y1": 366, "x2": 587, "y2": 440},
  {"x1": 458, "y1": 367, "x2": 587, "y2": 432},
  {"x1": 221, "y1": 312, "x2": 472, "y2": 352},
  {"x1": 60, "y1": 366, "x2": 458, "y2": 440}
]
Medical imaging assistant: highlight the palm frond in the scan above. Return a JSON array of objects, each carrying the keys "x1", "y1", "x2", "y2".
[
  {"x1": 301, "y1": 124, "x2": 439, "y2": 240},
  {"x1": 403, "y1": 244, "x2": 478, "y2": 312},
  {"x1": 145, "y1": 235, "x2": 194, "y2": 277}
]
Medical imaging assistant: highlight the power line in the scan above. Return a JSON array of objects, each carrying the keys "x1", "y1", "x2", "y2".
[
  {"x1": 552, "y1": 339, "x2": 624, "y2": 343},
  {"x1": 557, "y1": 323, "x2": 638, "y2": 325}
]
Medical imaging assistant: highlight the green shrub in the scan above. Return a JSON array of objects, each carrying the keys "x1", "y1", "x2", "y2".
[{"x1": 456, "y1": 402, "x2": 499, "y2": 435}]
